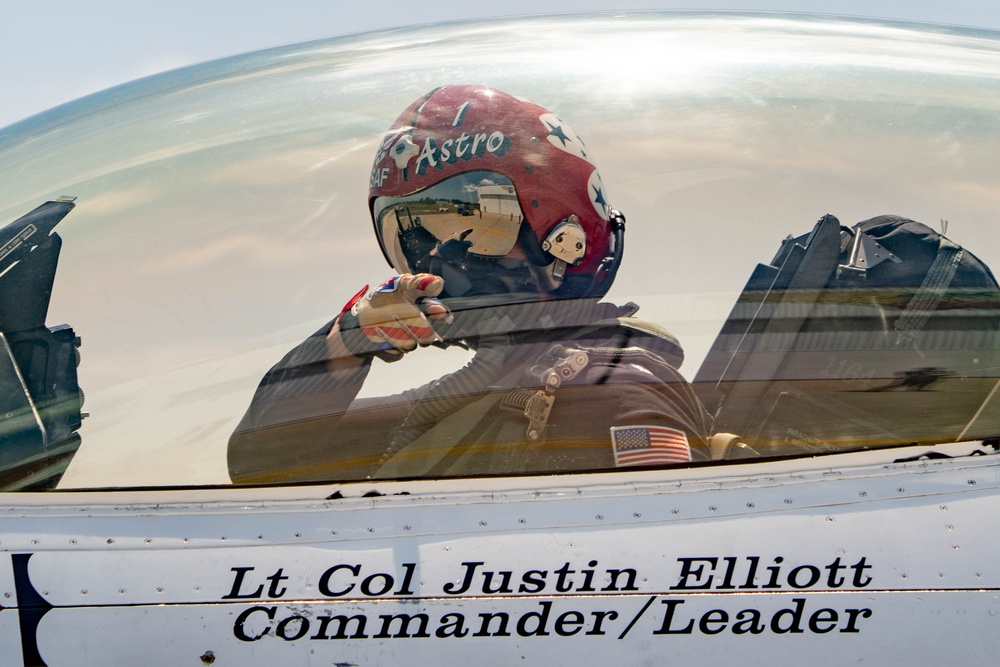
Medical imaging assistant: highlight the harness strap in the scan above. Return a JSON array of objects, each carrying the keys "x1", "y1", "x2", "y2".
[
  {"x1": 500, "y1": 346, "x2": 590, "y2": 440},
  {"x1": 499, "y1": 333, "x2": 691, "y2": 441}
]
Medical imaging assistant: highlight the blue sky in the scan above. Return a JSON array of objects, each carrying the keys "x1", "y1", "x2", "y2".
[{"x1": 3, "y1": 1, "x2": 1000, "y2": 129}]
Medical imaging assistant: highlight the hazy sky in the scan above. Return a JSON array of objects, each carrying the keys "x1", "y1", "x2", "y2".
[{"x1": 4, "y1": 1, "x2": 1000, "y2": 130}]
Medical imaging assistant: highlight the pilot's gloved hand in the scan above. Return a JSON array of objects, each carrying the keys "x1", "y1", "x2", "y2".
[{"x1": 335, "y1": 274, "x2": 450, "y2": 360}]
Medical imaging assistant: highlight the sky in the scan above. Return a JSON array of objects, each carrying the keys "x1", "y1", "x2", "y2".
[{"x1": 4, "y1": 0, "x2": 1000, "y2": 130}]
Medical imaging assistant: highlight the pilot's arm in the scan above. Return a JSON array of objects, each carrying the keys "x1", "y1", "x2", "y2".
[{"x1": 227, "y1": 273, "x2": 447, "y2": 484}]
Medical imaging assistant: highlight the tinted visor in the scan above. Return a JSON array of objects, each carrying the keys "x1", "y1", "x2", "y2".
[{"x1": 373, "y1": 171, "x2": 526, "y2": 272}]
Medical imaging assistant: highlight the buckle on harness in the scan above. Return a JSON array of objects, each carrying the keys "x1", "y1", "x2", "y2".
[
  {"x1": 522, "y1": 346, "x2": 590, "y2": 440},
  {"x1": 524, "y1": 393, "x2": 555, "y2": 441}
]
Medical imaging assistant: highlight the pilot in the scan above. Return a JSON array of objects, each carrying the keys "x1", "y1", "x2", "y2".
[{"x1": 228, "y1": 85, "x2": 715, "y2": 484}]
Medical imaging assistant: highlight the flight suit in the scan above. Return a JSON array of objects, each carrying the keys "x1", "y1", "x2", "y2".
[{"x1": 228, "y1": 299, "x2": 713, "y2": 484}]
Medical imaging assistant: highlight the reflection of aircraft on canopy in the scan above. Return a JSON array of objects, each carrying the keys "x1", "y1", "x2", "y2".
[{"x1": 2, "y1": 12, "x2": 1000, "y2": 667}]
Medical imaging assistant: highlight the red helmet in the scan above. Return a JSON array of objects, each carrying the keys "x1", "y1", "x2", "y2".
[{"x1": 368, "y1": 85, "x2": 624, "y2": 299}]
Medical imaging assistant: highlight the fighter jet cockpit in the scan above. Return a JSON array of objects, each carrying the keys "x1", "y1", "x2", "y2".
[{"x1": 2, "y1": 13, "x2": 999, "y2": 490}]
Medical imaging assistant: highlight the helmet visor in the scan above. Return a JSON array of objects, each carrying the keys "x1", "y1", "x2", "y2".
[{"x1": 373, "y1": 171, "x2": 525, "y2": 272}]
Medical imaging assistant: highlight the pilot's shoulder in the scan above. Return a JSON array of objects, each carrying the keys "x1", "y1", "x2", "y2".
[
  {"x1": 619, "y1": 316, "x2": 685, "y2": 369},
  {"x1": 577, "y1": 314, "x2": 685, "y2": 370}
]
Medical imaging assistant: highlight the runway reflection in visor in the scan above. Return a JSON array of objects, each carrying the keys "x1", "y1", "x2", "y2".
[{"x1": 373, "y1": 171, "x2": 525, "y2": 273}]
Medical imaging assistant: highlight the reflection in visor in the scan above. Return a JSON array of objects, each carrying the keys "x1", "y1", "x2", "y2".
[{"x1": 374, "y1": 171, "x2": 525, "y2": 272}]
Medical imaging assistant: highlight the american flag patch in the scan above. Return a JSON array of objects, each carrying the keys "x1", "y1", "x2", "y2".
[{"x1": 610, "y1": 425, "x2": 691, "y2": 467}]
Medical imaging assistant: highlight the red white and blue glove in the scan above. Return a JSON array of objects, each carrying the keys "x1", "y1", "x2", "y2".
[{"x1": 336, "y1": 274, "x2": 451, "y2": 359}]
